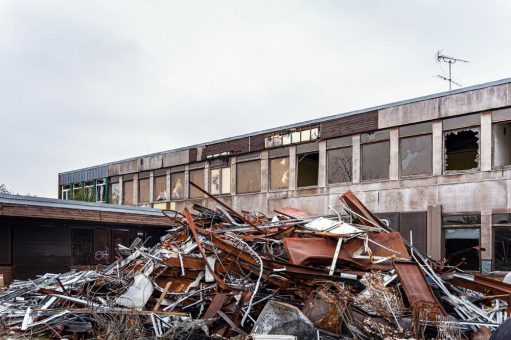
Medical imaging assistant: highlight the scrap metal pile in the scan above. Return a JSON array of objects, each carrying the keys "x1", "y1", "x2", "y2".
[{"x1": 1, "y1": 187, "x2": 511, "y2": 339}]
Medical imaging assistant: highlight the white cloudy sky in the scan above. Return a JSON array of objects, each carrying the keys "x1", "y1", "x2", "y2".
[{"x1": 1, "y1": 1, "x2": 511, "y2": 197}]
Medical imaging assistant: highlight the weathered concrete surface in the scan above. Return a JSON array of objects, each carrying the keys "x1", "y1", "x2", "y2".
[
  {"x1": 162, "y1": 150, "x2": 189, "y2": 168},
  {"x1": 378, "y1": 84, "x2": 510, "y2": 129}
]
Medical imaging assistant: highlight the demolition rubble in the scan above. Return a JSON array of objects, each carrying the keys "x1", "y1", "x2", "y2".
[{"x1": 1, "y1": 186, "x2": 510, "y2": 339}]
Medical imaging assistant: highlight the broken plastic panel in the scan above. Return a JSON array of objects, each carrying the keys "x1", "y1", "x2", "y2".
[
  {"x1": 237, "y1": 160, "x2": 261, "y2": 193},
  {"x1": 270, "y1": 157, "x2": 289, "y2": 190},
  {"x1": 189, "y1": 169, "x2": 204, "y2": 199},
  {"x1": 221, "y1": 167, "x2": 230, "y2": 194},
  {"x1": 361, "y1": 141, "x2": 390, "y2": 181},
  {"x1": 297, "y1": 152, "x2": 319, "y2": 187},
  {"x1": 493, "y1": 122, "x2": 511, "y2": 168},
  {"x1": 123, "y1": 181, "x2": 133, "y2": 205},
  {"x1": 171, "y1": 172, "x2": 185, "y2": 200},
  {"x1": 153, "y1": 176, "x2": 167, "y2": 201},
  {"x1": 139, "y1": 178, "x2": 150, "y2": 203},
  {"x1": 327, "y1": 147, "x2": 352, "y2": 184},
  {"x1": 444, "y1": 128, "x2": 480, "y2": 172},
  {"x1": 400, "y1": 134, "x2": 432, "y2": 177}
]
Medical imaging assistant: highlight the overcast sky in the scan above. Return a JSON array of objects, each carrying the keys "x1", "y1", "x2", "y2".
[{"x1": 1, "y1": 1, "x2": 511, "y2": 197}]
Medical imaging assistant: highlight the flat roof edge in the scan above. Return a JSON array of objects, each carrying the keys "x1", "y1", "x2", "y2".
[{"x1": 59, "y1": 76, "x2": 511, "y2": 175}]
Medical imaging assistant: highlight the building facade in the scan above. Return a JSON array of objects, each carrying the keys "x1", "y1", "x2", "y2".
[{"x1": 59, "y1": 78, "x2": 511, "y2": 272}]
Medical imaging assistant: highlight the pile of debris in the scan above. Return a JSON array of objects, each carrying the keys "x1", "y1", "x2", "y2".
[{"x1": 1, "y1": 186, "x2": 510, "y2": 339}]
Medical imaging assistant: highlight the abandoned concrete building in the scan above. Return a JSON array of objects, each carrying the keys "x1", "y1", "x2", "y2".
[{"x1": 58, "y1": 78, "x2": 511, "y2": 273}]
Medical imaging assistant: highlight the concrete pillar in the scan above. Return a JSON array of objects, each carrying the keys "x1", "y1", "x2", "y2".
[
  {"x1": 427, "y1": 204, "x2": 442, "y2": 260},
  {"x1": 184, "y1": 165, "x2": 190, "y2": 199},
  {"x1": 133, "y1": 173, "x2": 139, "y2": 205},
  {"x1": 352, "y1": 135, "x2": 361, "y2": 183},
  {"x1": 389, "y1": 128, "x2": 399, "y2": 180},
  {"x1": 480, "y1": 111, "x2": 492, "y2": 172},
  {"x1": 166, "y1": 169, "x2": 171, "y2": 201},
  {"x1": 481, "y1": 213, "x2": 492, "y2": 260},
  {"x1": 261, "y1": 151, "x2": 269, "y2": 192},
  {"x1": 118, "y1": 177, "x2": 124, "y2": 205},
  {"x1": 149, "y1": 171, "x2": 154, "y2": 204},
  {"x1": 432, "y1": 120, "x2": 443, "y2": 176},
  {"x1": 204, "y1": 162, "x2": 210, "y2": 194},
  {"x1": 230, "y1": 157, "x2": 237, "y2": 195},
  {"x1": 318, "y1": 140, "x2": 327, "y2": 187},
  {"x1": 289, "y1": 146, "x2": 297, "y2": 190}
]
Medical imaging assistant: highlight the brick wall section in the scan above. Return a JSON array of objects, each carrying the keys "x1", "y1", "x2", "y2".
[{"x1": 320, "y1": 110, "x2": 379, "y2": 139}]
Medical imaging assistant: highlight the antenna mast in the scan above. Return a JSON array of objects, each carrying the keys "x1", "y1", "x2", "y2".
[{"x1": 436, "y1": 52, "x2": 469, "y2": 90}]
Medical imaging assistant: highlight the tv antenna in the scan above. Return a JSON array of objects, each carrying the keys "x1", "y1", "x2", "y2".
[{"x1": 436, "y1": 51, "x2": 469, "y2": 90}]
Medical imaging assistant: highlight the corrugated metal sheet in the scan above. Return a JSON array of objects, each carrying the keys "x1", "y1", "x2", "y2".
[{"x1": 59, "y1": 166, "x2": 108, "y2": 185}]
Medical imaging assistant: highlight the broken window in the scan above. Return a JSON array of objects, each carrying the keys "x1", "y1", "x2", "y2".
[
  {"x1": 237, "y1": 160, "x2": 261, "y2": 193},
  {"x1": 123, "y1": 181, "x2": 133, "y2": 205},
  {"x1": 83, "y1": 181, "x2": 94, "y2": 202},
  {"x1": 171, "y1": 172, "x2": 185, "y2": 200},
  {"x1": 297, "y1": 152, "x2": 319, "y2": 187},
  {"x1": 109, "y1": 182, "x2": 120, "y2": 204},
  {"x1": 138, "y1": 178, "x2": 150, "y2": 204},
  {"x1": 210, "y1": 166, "x2": 231, "y2": 195},
  {"x1": 327, "y1": 147, "x2": 352, "y2": 184},
  {"x1": 493, "y1": 214, "x2": 511, "y2": 271},
  {"x1": 189, "y1": 169, "x2": 205, "y2": 198},
  {"x1": 72, "y1": 183, "x2": 83, "y2": 201},
  {"x1": 265, "y1": 126, "x2": 320, "y2": 148},
  {"x1": 493, "y1": 122, "x2": 511, "y2": 168},
  {"x1": 442, "y1": 214, "x2": 481, "y2": 271},
  {"x1": 61, "y1": 185, "x2": 71, "y2": 200},
  {"x1": 95, "y1": 179, "x2": 106, "y2": 202},
  {"x1": 361, "y1": 140, "x2": 390, "y2": 181},
  {"x1": 153, "y1": 175, "x2": 167, "y2": 201},
  {"x1": 400, "y1": 135, "x2": 432, "y2": 177},
  {"x1": 444, "y1": 128, "x2": 480, "y2": 172},
  {"x1": 270, "y1": 157, "x2": 289, "y2": 190}
]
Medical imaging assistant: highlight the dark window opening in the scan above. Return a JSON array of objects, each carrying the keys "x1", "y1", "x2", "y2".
[
  {"x1": 444, "y1": 128, "x2": 479, "y2": 171},
  {"x1": 361, "y1": 141, "x2": 390, "y2": 181},
  {"x1": 493, "y1": 122, "x2": 511, "y2": 168},
  {"x1": 444, "y1": 228, "x2": 480, "y2": 271},
  {"x1": 494, "y1": 227, "x2": 511, "y2": 271},
  {"x1": 400, "y1": 135, "x2": 432, "y2": 177},
  {"x1": 327, "y1": 147, "x2": 352, "y2": 184},
  {"x1": 297, "y1": 152, "x2": 319, "y2": 187}
]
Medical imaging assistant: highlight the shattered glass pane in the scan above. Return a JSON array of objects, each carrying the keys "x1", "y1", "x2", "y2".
[
  {"x1": 399, "y1": 135, "x2": 432, "y2": 176},
  {"x1": 221, "y1": 167, "x2": 231, "y2": 194},
  {"x1": 444, "y1": 128, "x2": 479, "y2": 171},
  {"x1": 270, "y1": 157, "x2": 289, "y2": 190},
  {"x1": 327, "y1": 147, "x2": 352, "y2": 184},
  {"x1": 361, "y1": 141, "x2": 390, "y2": 181},
  {"x1": 443, "y1": 228, "x2": 480, "y2": 271},
  {"x1": 109, "y1": 183, "x2": 120, "y2": 204},
  {"x1": 189, "y1": 169, "x2": 205, "y2": 198},
  {"x1": 494, "y1": 227, "x2": 511, "y2": 271},
  {"x1": 171, "y1": 172, "x2": 185, "y2": 200},
  {"x1": 210, "y1": 168, "x2": 220, "y2": 195}
]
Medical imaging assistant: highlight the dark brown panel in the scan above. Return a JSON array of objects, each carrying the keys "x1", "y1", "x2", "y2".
[
  {"x1": 399, "y1": 211, "x2": 427, "y2": 254},
  {"x1": 71, "y1": 228, "x2": 93, "y2": 265},
  {"x1": 93, "y1": 229, "x2": 111, "y2": 265},
  {"x1": 139, "y1": 178, "x2": 150, "y2": 203},
  {"x1": 375, "y1": 212, "x2": 400, "y2": 232},
  {"x1": 203, "y1": 137, "x2": 251, "y2": 159},
  {"x1": 320, "y1": 111, "x2": 378, "y2": 139},
  {"x1": 189, "y1": 148, "x2": 198, "y2": 163},
  {"x1": 0, "y1": 225, "x2": 12, "y2": 265},
  {"x1": 249, "y1": 134, "x2": 265, "y2": 152}
]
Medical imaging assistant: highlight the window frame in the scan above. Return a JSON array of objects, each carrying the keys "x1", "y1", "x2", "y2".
[
  {"x1": 441, "y1": 214, "x2": 481, "y2": 271},
  {"x1": 492, "y1": 120, "x2": 511, "y2": 170},
  {"x1": 296, "y1": 151, "x2": 320, "y2": 188},
  {"x1": 269, "y1": 156, "x2": 290, "y2": 191},
  {"x1": 326, "y1": 146, "x2": 353, "y2": 185},
  {"x1": 209, "y1": 165, "x2": 231, "y2": 196},
  {"x1": 442, "y1": 125, "x2": 481, "y2": 174},
  {"x1": 360, "y1": 133, "x2": 390, "y2": 182},
  {"x1": 398, "y1": 133, "x2": 433, "y2": 178}
]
